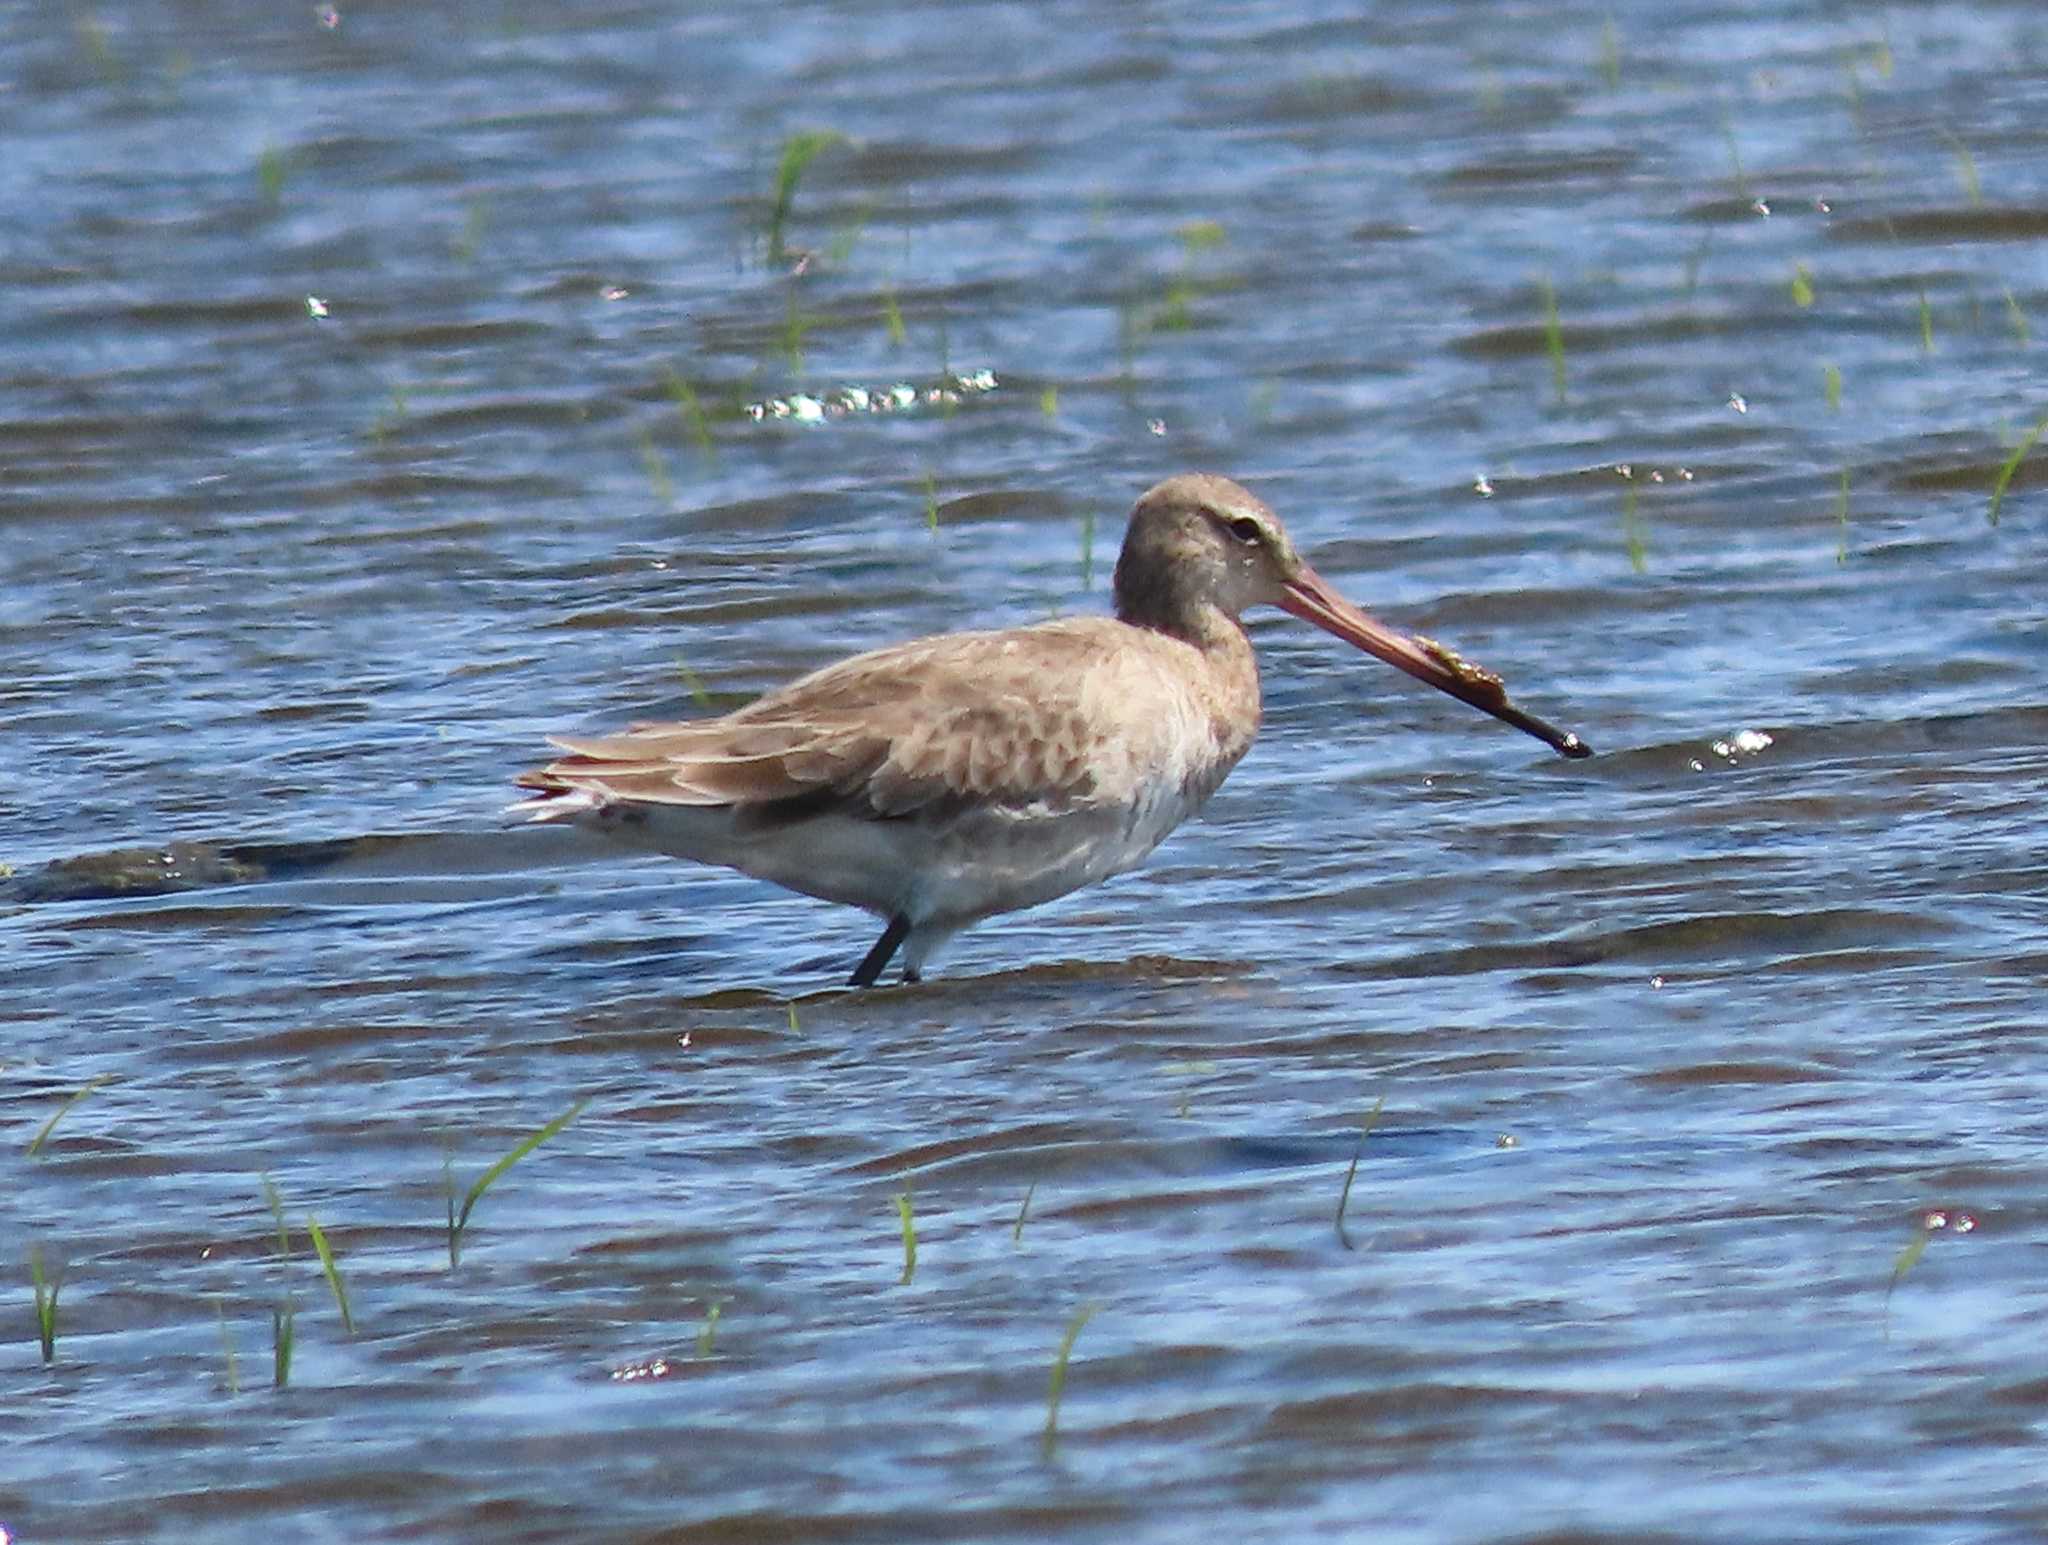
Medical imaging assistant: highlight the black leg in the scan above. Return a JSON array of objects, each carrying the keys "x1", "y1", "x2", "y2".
[{"x1": 850, "y1": 913, "x2": 911, "y2": 988}]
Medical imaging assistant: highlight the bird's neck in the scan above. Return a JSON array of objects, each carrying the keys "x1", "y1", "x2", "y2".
[
  {"x1": 1114, "y1": 590, "x2": 1244, "y2": 652},
  {"x1": 1113, "y1": 597, "x2": 1263, "y2": 773}
]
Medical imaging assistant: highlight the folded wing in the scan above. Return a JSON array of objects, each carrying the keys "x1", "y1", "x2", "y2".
[{"x1": 516, "y1": 619, "x2": 1147, "y2": 822}]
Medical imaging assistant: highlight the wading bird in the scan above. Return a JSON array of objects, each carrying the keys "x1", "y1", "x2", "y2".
[{"x1": 514, "y1": 473, "x2": 1590, "y2": 985}]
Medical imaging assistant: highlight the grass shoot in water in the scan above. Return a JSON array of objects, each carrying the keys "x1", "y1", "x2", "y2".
[
  {"x1": 306, "y1": 1214, "x2": 354, "y2": 1335},
  {"x1": 1840, "y1": 49, "x2": 1866, "y2": 130},
  {"x1": 1938, "y1": 128, "x2": 1983, "y2": 207},
  {"x1": 368, "y1": 381, "x2": 411, "y2": 448},
  {"x1": 1823, "y1": 363, "x2": 1842, "y2": 411},
  {"x1": 26, "y1": 1073, "x2": 112, "y2": 1158},
  {"x1": 1597, "y1": 16, "x2": 1621, "y2": 89},
  {"x1": 76, "y1": 17, "x2": 126, "y2": 85},
  {"x1": 1013, "y1": 1180, "x2": 1036, "y2": 1245},
  {"x1": 674, "y1": 659, "x2": 714, "y2": 710},
  {"x1": 827, "y1": 200, "x2": 872, "y2": 265},
  {"x1": 636, "y1": 426, "x2": 675, "y2": 508},
  {"x1": 922, "y1": 467, "x2": 940, "y2": 534},
  {"x1": 1620, "y1": 470, "x2": 1648, "y2": 574},
  {"x1": 766, "y1": 130, "x2": 845, "y2": 266},
  {"x1": 2004, "y1": 287, "x2": 2030, "y2": 344},
  {"x1": 216, "y1": 1298, "x2": 240, "y2": 1395},
  {"x1": 894, "y1": 1189, "x2": 917, "y2": 1285},
  {"x1": 263, "y1": 1175, "x2": 292, "y2": 1258},
  {"x1": 1720, "y1": 115, "x2": 1750, "y2": 202},
  {"x1": 1834, "y1": 469, "x2": 1852, "y2": 563},
  {"x1": 663, "y1": 371, "x2": 717, "y2": 463},
  {"x1": 30, "y1": 1246, "x2": 63, "y2": 1364},
  {"x1": 273, "y1": 1295, "x2": 295, "y2": 1389},
  {"x1": 1790, "y1": 263, "x2": 1815, "y2": 308},
  {"x1": 1538, "y1": 277, "x2": 1567, "y2": 405},
  {"x1": 881, "y1": 286, "x2": 907, "y2": 347},
  {"x1": 1159, "y1": 220, "x2": 1227, "y2": 331},
  {"x1": 1116, "y1": 298, "x2": 1141, "y2": 398},
  {"x1": 1988, "y1": 411, "x2": 2048, "y2": 526},
  {"x1": 257, "y1": 143, "x2": 290, "y2": 206},
  {"x1": 1917, "y1": 286, "x2": 1935, "y2": 353},
  {"x1": 1884, "y1": 1208, "x2": 1974, "y2": 1340},
  {"x1": 445, "y1": 1098, "x2": 589, "y2": 1270},
  {"x1": 780, "y1": 286, "x2": 814, "y2": 378},
  {"x1": 1883, "y1": 1234, "x2": 1925, "y2": 1344},
  {"x1": 696, "y1": 1300, "x2": 724, "y2": 1357},
  {"x1": 452, "y1": 197, "x2": 490, "y2": 262},
  {"x1": 1335, "y1": 1095, "x2": 1387, "y2": 1251},
  {"x1": 1042, "y1": 1303, "x2": 1098, "y2": 1454}
]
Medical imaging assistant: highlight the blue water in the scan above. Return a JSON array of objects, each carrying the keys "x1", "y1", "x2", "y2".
[{"x1": 6, "y1": 3, "x2": 2048, "y2": 1540}]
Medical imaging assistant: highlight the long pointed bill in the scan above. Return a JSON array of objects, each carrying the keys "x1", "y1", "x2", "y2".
[{"x1": 1278, "y1": 564, "x2": 1593, "y2": 759}]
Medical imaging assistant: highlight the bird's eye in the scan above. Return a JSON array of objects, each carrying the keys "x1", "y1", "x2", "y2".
[{"x1": 1226, "y1": 516, "x2": 1263, "y2": 544}]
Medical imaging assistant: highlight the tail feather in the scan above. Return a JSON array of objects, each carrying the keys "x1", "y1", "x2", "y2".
[{"x1": 506, "y1": 775, "x2": 607, "y2": 823}]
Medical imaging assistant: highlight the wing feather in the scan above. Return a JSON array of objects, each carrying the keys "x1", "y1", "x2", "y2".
[{"x1": 516, "y1": 617, "x2": 1194, "y2": 819}]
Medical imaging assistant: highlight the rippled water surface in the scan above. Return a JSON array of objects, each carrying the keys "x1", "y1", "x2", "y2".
[{"x1": 7, "y1": 3, "x2": 2048, "y2": 1540}]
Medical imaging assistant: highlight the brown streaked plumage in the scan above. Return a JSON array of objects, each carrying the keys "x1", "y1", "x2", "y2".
[{"x1": 513, "y1": 472, "x2": 1591, "y2": 986}]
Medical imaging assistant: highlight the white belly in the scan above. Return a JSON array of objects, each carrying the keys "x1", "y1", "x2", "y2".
[{"x1": 532, "y1": 773, "x2": 1209, "y2": 932}]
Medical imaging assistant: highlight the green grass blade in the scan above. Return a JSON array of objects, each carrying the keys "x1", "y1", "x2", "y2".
[
  {"x1": 2003, "y1": 286, "x2": 2030, "y2": 345},
  {"x1": 1882, "y1": 1228, "x2": 1931, "y2": 1342},
  {"x1": 767, "y1": 129, "x2": 845, "y2": 264},
  {"x1": 262, "y1": 1175, "x2": 291, "y2": 1258},
  {"x1": 895, "y1": 1189, "x2": 917, "y2": 1285},
  {"x1": 26, "y1": 1073, "x2": 113, "y2": 1158},
  {"x1": 31, "y1": 1246, "x2": 64, "y2": 1364},
  {"x1": 452, "y1": 197, "x2": 490, "y2": 262},
  {"x1": 1720, "y1": 115, "x2": 1749, "y2": 201},
  {"x1": 1013, "y1": 1180, "x2": 1036, "y2": 1245},
  {"x1": 635, "y1": 425, "x2": 674, "y2": 507},
  {"x1": 1042, "y1": 1302, "x2": 1098, "y2": 1454},
  {"x1": 1538, "y1": 277, "x2": 1567, "y2": 405},
  {"x1": 449, "y1": 1097, "x2": 589, "y2": 1269},
  {"x1": 306, "y1": 1214, "x2": 354, "y2": 1335},
  {"x1": 674, "y1": 659, "x2": 714, "y2": 710},
  {"x1": 257, "y1": 143, "x2": 289, "y2": 205},
  {"x1": 1937, "y1": 128, "x2": 1983, "y2": 207},
  {"x1": 1790, "y1": 262, "x2": 1815, "y2": 308},
  {"x1": 781, "y1": 285, "x2": 812, "y2": 376},
  {"x1": 1822, "y1": 363, "x2": 1842, "y2": 411},
  {"x1": 273, "y1": 1295, "x2": 295, "y2": 1389},
  {"x1": 216, "y1": 1298, "x2": 240, "y2": 1394},
  {"x1": 696, "y1": 1300, "x2": 724, "y2": 1357},
  {"x1": 1334, "y1": 1095, "x2": 1387, "y2": 1251},
  {"x1": 1989, "y1": 410, "x2": 2048, "y2": 526},
  {"x1": 443, "y1": 1142, "x2": 459, "y2": 1268},
  {"x1": 663, "y1": 370, "x2": 717, "y2": 461},
  {"x1": 1621, "y1": 473, "x2": 1647, "y2": 574}
]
